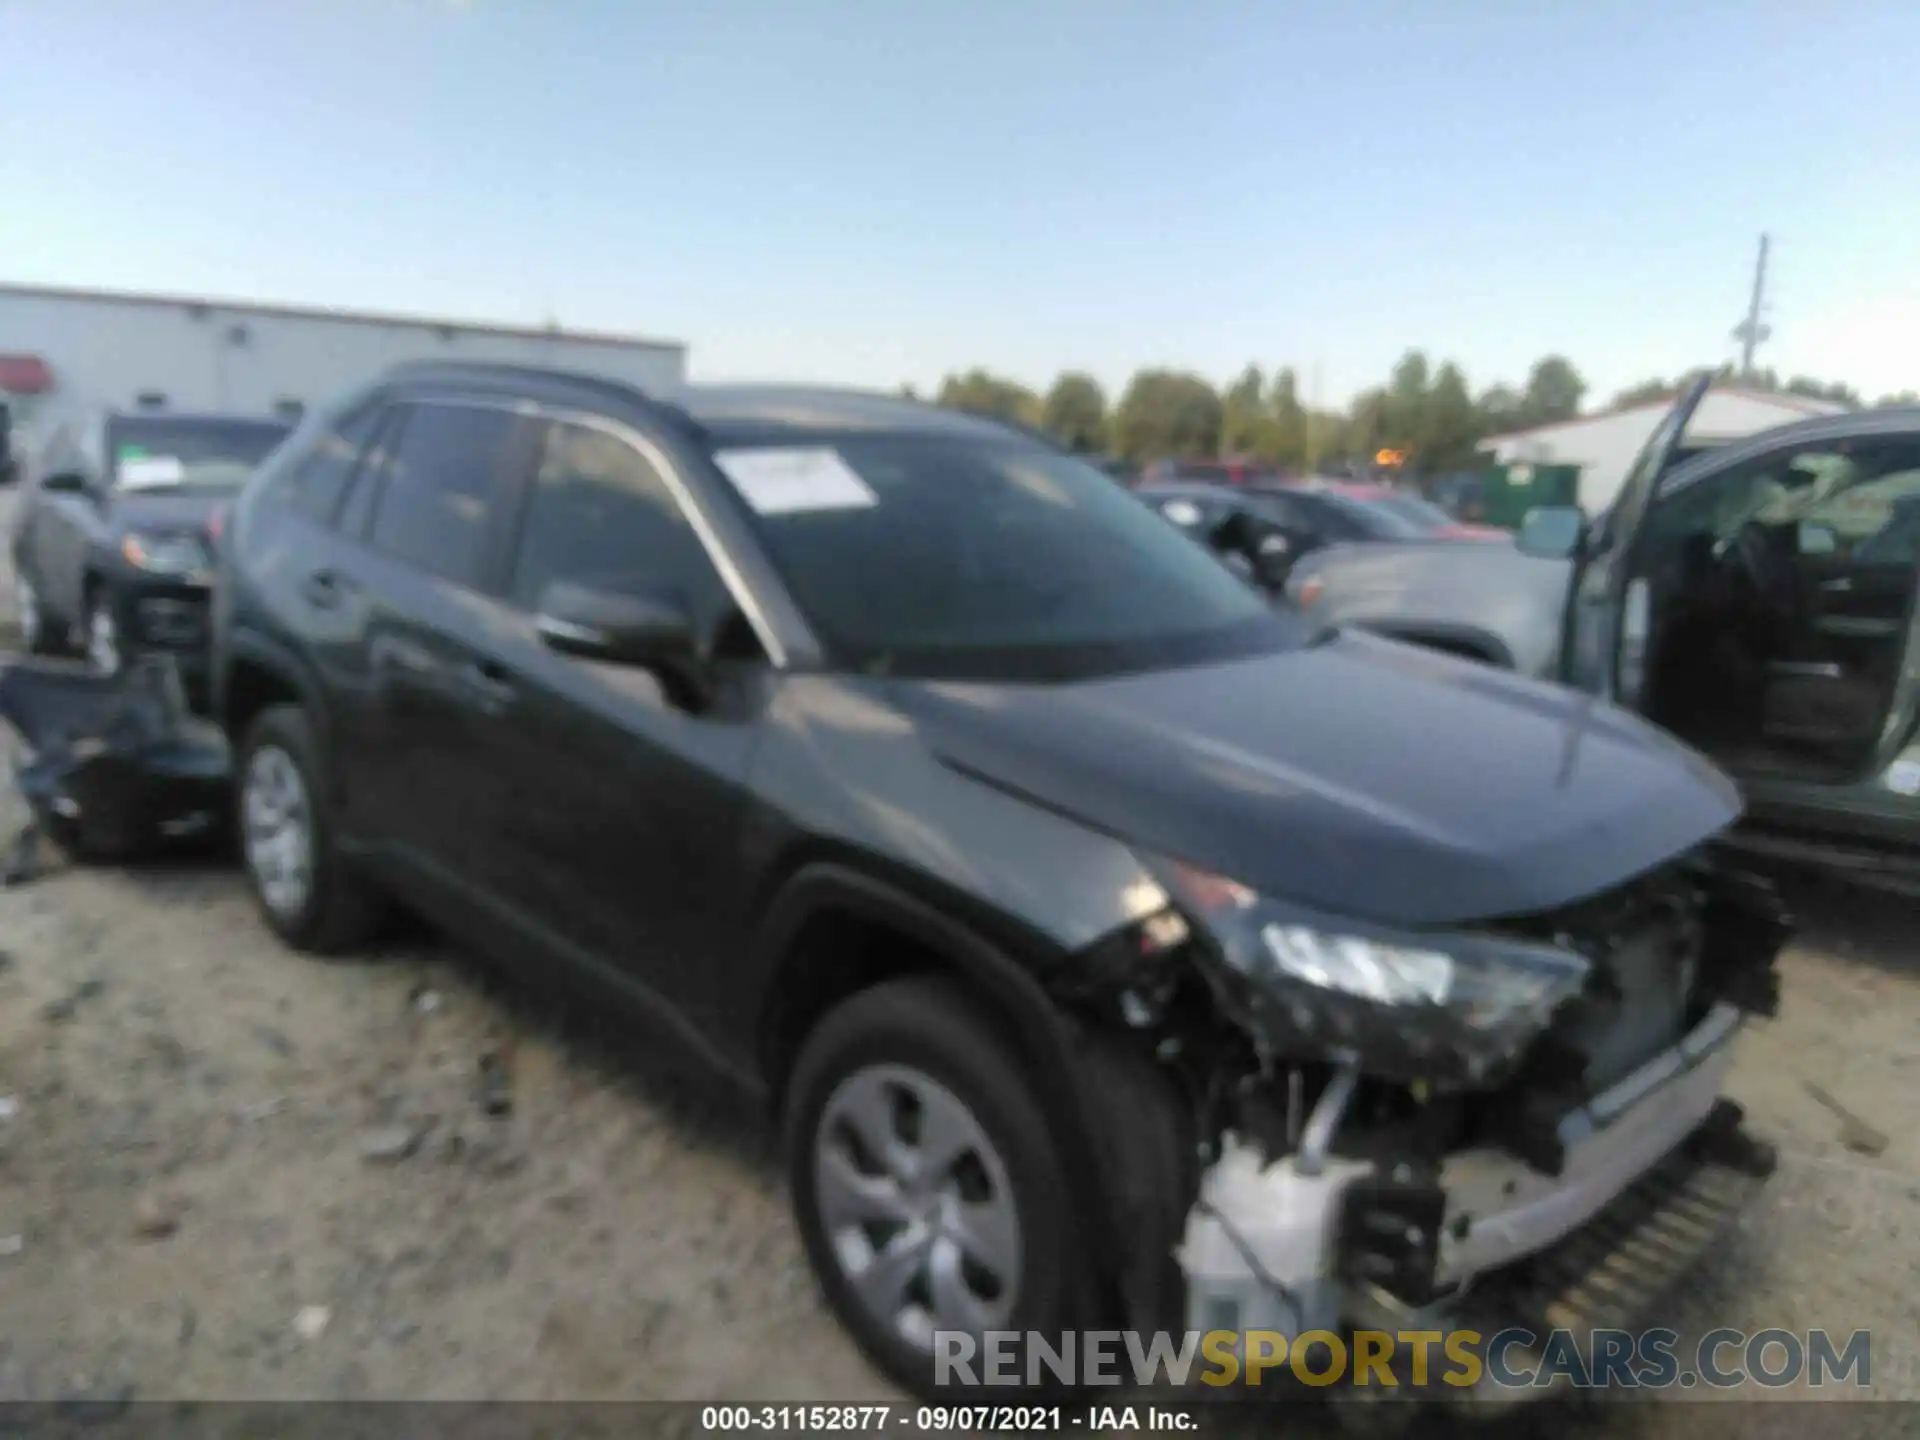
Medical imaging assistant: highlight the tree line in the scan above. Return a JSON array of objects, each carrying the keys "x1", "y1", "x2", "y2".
[{"x1": 919, "y1": 353, "x2": 1912, "y2": 475}]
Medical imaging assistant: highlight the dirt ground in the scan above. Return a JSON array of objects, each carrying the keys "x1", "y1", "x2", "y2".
[{"x1": 0, "y1": 484, "x2": 1915, "y2": 1431}]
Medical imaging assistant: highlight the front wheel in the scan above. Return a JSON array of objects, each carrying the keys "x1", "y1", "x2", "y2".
[
  {"x1": 784, "y1": 976, "x2": 1093, "y2": 1399},
  {"x1": 237, "y1": 704, "x2": 385, "y2": 953}
]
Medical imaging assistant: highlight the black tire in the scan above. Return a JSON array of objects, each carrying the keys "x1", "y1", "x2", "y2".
[
  {"x1": 236, "y1": 703, "x2": 384, "y2": 954},
  {"x1": 784, "y1": 975, "x2": 1094, "y2": 1400}
]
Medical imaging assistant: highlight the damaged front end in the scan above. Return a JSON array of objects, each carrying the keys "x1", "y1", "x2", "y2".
[
  {"x1": 1054, "y1": 851, "x2": 1788, "y2": 1405},
  {"x1": 0, "y1": 654, "x2": 232, "y2": 882}
]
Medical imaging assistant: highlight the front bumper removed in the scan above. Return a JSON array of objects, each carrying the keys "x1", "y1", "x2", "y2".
[
  {"x1": 1323, "y1": 1095, "x2": 1774, "y2": 1416},
  {"x1": 1176, "y1": 1004, "x2": 1774, "y2": 1411},
  {"x1": 1425, "y1": 1097, "x2": 1773, "y2": 1413}
]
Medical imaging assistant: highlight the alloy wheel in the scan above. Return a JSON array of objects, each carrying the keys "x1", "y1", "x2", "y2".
[
  {"x1": 242, "y1": 745, "x2": 314, "y2": 919},
  {"x1": 812, "y1": 1063, "x2": 1023, "y2": 1352}
]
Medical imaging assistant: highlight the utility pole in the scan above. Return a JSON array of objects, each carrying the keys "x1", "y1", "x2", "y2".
[{"x1": 1731, "y1": 233, "x2": 1772, "y2": 379}]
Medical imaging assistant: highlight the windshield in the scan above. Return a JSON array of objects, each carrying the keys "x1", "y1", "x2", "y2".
[
  {"x1": 106, "y1": 417, "x2": 292, "y2": 491},
  {"x1": 713, "y1": 435, "x2": 1285, "y2": 679}
]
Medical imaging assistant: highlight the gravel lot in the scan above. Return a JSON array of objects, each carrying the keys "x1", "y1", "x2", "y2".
[{"x1": 0, "y1": 482, "x2": 1914, "y2": 1433}]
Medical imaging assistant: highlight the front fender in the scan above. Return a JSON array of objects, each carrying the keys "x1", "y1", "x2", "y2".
[
  {"x1": 746, "y1": 860, "x2": 1157, "y2": 1329},
  {"x1": 747, "y1": 860, "x2": 1078, "y2": 1091},
  {"x1": 218, "y1": 625, "x2": 331, "y2": 741}
]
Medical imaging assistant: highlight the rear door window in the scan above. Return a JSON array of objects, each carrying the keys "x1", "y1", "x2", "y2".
[
  {"x1": 367, "y1": 402, "x2": 530, "y2": 588},
  {"x1": 287, "y1": 405, "x2": 384, "y2": 524},
  {"x1": 337, "y1": 407, "x2": 406, "y2": 541}
]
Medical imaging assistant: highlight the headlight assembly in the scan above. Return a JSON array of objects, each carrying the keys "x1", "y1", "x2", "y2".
[
  {"x1": 1148, "y1": 856, "x2": 1591, "y2": 1086},
  {"x1": 1261, "y1": 925, "x2": 1454, "y2": 1006},
  {"x1": 122, "y1": 532, "x2": 212, "y2": 577}
]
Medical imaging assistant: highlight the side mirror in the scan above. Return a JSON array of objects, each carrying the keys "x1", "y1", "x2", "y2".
[
  {"x1": 41, "y1": 469, "x2": 89, "y2": 495},
  {"x1": 534, "y1": 580, "x2": 708, "y2": 705},
  {"x1": 1516, "y1": 505, "x2": 1587, "y2": 560}
]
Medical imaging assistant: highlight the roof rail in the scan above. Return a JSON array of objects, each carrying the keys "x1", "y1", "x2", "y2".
[
  {"x1": 380, "y1": 356, "x2": 643, "y2": 400},
  {"x1": 379, "y1": 358, "x2": 701, "y2": 433}
]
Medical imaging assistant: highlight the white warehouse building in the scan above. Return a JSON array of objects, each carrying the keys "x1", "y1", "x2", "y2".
[
  {"x1": 1479, "y1": 386, "x2": 1850, "y2": 514},
  {"x1": 0, "y1": 281, "x2": 687, "y2": 443}
]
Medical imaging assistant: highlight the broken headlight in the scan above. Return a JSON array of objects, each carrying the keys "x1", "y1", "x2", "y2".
[{"x1": 1150, "y1": 857, "x2": 1590, "y2": 1087}]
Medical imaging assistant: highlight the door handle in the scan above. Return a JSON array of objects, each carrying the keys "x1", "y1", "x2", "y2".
[
  {"x1": 300, "y1": 569, "x2": 343, "y2": 608},
  {"x1": 370, "y1": 635, "x2": 438, "y2": 677},
  {"x1": 1819, "y1": 578, "x2": 1854, "y2": 593},
  {"x1": 460, "y1": 659, "x2": 516, "y2": 713}
]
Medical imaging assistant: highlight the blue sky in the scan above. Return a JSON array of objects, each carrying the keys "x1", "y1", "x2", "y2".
[{"x1": 4, "y1": 0, "x2": 1917, "y2": 407}]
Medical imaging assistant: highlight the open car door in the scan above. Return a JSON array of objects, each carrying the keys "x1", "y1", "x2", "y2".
[
  {"x1": 1746, "y1": 439, "x2": 1920, "y2": 780},
  {"x1": 1562, "y1": 373, "x2": 1714, "y2": 704}
]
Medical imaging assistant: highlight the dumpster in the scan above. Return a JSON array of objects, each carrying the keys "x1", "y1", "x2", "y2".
[{"x1": 1476, "y1": 461, "x2": 1582, "y2": 530}]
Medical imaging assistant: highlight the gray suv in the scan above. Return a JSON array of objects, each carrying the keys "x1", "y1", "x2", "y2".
[{"x1": 212, "y1": 361, "x2": 1782, "y2": 1404}]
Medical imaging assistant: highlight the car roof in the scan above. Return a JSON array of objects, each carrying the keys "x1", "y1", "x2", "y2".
[
  {"x1": 381, "y1": 361, "x2": 1049, "y2": 448},
  {"x1": 672, "y1": 384, "x2": 1028, "y2": 441}
]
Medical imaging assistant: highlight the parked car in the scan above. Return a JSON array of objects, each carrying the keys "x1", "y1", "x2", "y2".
[
  {"x1": 1431, "y1": 472, "x2": 1488, "y2": 522},
  {"x1": 8, "y1": 408, "x2": 293, "y2": 702},
  {"x1": 1138, "y1": 479, "x2": 1485, "y2": 593},
  {"x1": 213, "y1": 362, "x2": 1781, "y2": 1404},
  {"x1": 1290, "y1": 374, "x2": 1920, "y2": 892},
  {"x1": 1327, "y1": 483, "x2": 1510, "y2": 541},
  {"x1": 1138, "y1": 457, "x2": 1277, "y2": 487}
]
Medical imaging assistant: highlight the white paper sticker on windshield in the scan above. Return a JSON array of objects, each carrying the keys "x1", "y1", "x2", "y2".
[
  {"x1": 118, "y1": 455, "x2": 186, "y2": 489},
  {"x1": 714, "y1": 448, "x2": 877, "y2": 515}
]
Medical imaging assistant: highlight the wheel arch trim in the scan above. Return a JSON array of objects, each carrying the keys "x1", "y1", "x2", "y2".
[
  {"x1": 750, "y1": 860, "x2": 1135, "y2": 1323},
  {"x1": 220, "y1": 627, "x2": 332, "y2": 752}
]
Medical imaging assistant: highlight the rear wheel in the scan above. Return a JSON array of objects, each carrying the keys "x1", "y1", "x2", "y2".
[
  {"x1": 784, "y1": 976, "x2": 1092, "y2": 1399},
  {"x1": 237, "y1": 704, "x2": 384, "y2": 953}
]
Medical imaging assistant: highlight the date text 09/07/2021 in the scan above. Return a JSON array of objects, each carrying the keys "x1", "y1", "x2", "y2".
[{"x1": 700, "y1": 1405, "x2": 1196, "y2": 1432}]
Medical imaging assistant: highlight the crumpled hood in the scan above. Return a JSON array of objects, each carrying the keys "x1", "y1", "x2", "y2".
[{"x1": 893, "y1": 629, "x2": 1741, "y2": 928}]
